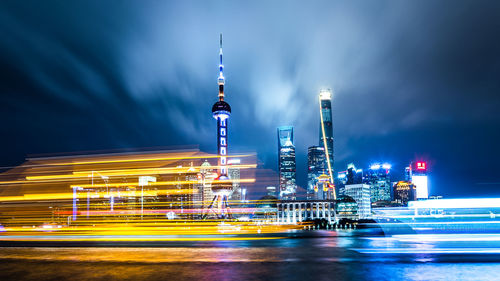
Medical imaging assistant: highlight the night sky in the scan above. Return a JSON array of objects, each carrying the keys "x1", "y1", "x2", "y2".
[{"x1": 1, "y1": 1, "x2": 499, "y2": 198}]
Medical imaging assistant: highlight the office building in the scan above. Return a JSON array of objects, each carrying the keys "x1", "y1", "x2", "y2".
[
  {"x1": 366, "y1": 163, "x2": 392, "y2": 203},
  {"x1": 335, "y1": 196, "x2": 359, "y2": 220},
  {"x1": 411, "y1": 161, "x2": 429, "y2": 199},
  {"x1": 393, "y1": 181, "x2": 417, "y2": 206},
  {"x1": 307, "y1": 146, "x2": 325, "y2": 199},
  {"x1": 277, "y1": 126, "x2": 296, "y2": 200},
  {"x1": 336, "y1": 163, "x2": 363, "y2": 197},
  {"x1": 344, "y1": 183, "x2": 371, "y2": 218}
]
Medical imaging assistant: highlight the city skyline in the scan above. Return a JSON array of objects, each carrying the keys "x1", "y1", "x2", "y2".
[
  {"x1": 0, "y1": 1, "x2": 499, "y2": 198},
  {"x1": 0, "y1": 2, "x2": 500, "y2": 280}
]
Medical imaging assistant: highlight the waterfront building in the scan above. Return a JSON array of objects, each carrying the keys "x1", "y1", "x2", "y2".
[
  {"x1": 344, "y1": 184, "x2": 371, "y2": 218},
  {"x1": 277, "y1": 200, "x2": 335, "y2": 225},
  {"x1": 307, "y1": 146, "x2": 325, "y2": 199},
  {"x1": 393, "y1": 181, "x2": 417, "y2": 206},
  {"x1": 366, "y1": 163, "x2": 392, "y2": 203},
  {"x1": 335, "y1": 195, "x2": 358, "y2": 220},
  {"x1": 318, "y1": 89, "x2": 335, "y2": 199},
  {"x1": 277, "y1": 126, "x2": 296, "y2": 200}
]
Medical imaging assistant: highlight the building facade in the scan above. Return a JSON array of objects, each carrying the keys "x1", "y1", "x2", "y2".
[
  {"x1": 366, "y1": 163, "x2": 392, "y2": 203},
  {"x1": 277, "y1": 200, "x2": 336, "y2": 224},
  {"x1": 335, "y1": 195, "x2": 359, "y2": 220},
  {"x1": 344, "y1": 183, "x2": 371, "y2": 219},
  {"x1": 277, "y1": 126, "x2": 296, "y2": 200},
  {"x1": 307, "y1": 146, "x2": 326, "y2": 200},
  {"x1": 336, "y1": 163, "x2": 363, "y2": 197},
  {"x1": 411, "y1": 161, "x2": 429, "y2": 199},
  {"x1": 393, "y1": 181, "x2": 417, "y2": 206}
]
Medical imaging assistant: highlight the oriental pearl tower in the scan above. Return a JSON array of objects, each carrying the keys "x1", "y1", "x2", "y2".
[{"x1": 205, "y1": 34, "x2": 233, "y2": 219}]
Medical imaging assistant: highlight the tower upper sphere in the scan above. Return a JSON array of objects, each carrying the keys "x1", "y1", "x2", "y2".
[{"x1": 212, "y1": 100, "x2": 231, "y2": 115}]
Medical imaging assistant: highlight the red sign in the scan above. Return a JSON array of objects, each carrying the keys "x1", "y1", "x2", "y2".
[{"x1": 416, "y1": 162, "x2": 427, "y2": 170}]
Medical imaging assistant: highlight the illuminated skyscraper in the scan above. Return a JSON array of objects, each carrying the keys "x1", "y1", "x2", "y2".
[
  {"x1": 318, "y1": 89, "x2": 335, "y2": 199},
  {"x1": 307, "y1": 146, "x2": 325, "y2": 199},
  {"x1": 206, "y1": 34, "x2": 233, "y2": 218},
  {"x1": 336, "y1": 163, "x2": 363, "y2": 197},
  {"x1": 411, "y1": 161, "x2": 429, "y2": 199},
  {"x1": 366, "y1": 163, "x2": 393, "y2": 202},
  {"x1": 277, "y1": 126, "x2": 296, "y2": 200}
]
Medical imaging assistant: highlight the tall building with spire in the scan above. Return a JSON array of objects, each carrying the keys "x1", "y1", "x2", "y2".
[
  {"x1": 318, "y1": 89, "x2": 335, "y2": 199},
  {"x1": 205, "y1": 34, "x2": 233, "y2": 218}
]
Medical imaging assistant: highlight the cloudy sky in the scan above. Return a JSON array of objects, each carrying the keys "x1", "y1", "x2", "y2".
[{"x1": 1, "y1": 0, "x2": 499, "y2": 197}]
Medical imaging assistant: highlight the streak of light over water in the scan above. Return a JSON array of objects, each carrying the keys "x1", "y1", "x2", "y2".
[{"x1": 1, "y1": 232, "x2": 500, "y2": 281}]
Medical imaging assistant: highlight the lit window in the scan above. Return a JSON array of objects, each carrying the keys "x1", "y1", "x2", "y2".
[
  {"x1": 220, "y1": 119, "x2": 226, "y2": 126},
  {"x1": 221, "y1": 137, "x2": 226, "y2": 146},
  {"x1": 220, "y1": 128, "x2": 226, "y2": 136},
  {"x1": 221, "y1": 157, "x2": 226, "y2": 165},
  {"x1": 221, "y1": 147, "x2": 226, "y2": 155}
]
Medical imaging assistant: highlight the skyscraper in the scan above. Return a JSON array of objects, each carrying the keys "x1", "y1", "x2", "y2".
[
  {"x1": 318, "y1": 89, "x2": 335, "y2": 199},
  {"x1": 307, "y1": 146, "x2": 325, "y2": 199},
  {"x1": 206, "y1": 34, "x2": 233, "y2": 218},
  {"x1": 336, "y1": 163, "x2": 363, "y2": 197},
  {"x1": 411, "y1": 161, "x2": 429, "y2": 199},
  {"x1": 277, "y1": 126, "x2": 296, "y2": 200},
  {"x1": 366, "y1": 163, "x2": 392, "y2": 202}
]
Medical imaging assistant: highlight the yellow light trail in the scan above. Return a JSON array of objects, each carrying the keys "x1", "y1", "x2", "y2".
[
  {"x1": 22, "y1": 164, "x2": 257, "y2": 181},
  {"x1": 46, "y1": 154, "x2": 254, "y2": 166},
  {"x1": 69, "y1": 178, "x2": 255, "y2": 189},
  {"x1": 0, "y1": 189, "x2": 197, "y2": 202}
]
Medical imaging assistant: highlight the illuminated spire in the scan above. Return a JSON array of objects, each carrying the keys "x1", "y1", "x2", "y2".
[{"x1": 218, "y1": 33, "x2": 225, "y2": 101}]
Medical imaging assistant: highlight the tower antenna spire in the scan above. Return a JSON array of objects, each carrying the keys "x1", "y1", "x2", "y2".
[{"x1": 218, "y1": 33, "x2": 225, "y2": 101}]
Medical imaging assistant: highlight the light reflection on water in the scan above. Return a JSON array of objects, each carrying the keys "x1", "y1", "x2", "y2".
[{"x1": 1, "y1": 233, "x2": 500, "y2": 280}]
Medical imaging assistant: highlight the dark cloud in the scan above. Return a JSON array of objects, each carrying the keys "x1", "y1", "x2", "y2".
[{"x1": 0, "y1": 1, "x2": 499, "y2": 197}]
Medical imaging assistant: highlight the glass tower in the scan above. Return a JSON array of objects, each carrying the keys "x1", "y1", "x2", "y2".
[
  {"x1": 366, "y1": 163, "x2": 392, "y2": 202},
  {"x1": 277, "y1": 126, "x2": 296, "y2": 200},
  {"x1": 307, "y1": 146, "x2": 325, "y2": 200},
  {"x1": 319, "y1": 89, "x2": 335, "y2": 199}
]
